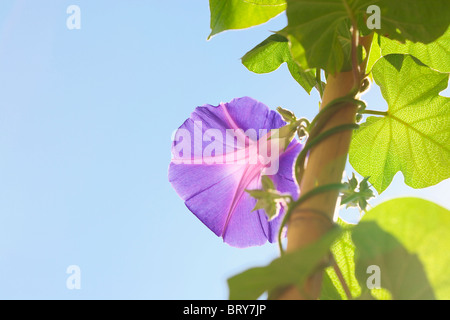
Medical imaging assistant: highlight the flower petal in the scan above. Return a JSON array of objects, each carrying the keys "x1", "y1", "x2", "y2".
[
  {"x1": 221, "y1": 176, "x2": 269, "y2": 247},
  {"x1": 168, "y1": 97, "x2": 303, "y2": 247}
]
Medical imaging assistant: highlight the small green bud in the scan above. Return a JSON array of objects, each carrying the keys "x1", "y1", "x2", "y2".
[{"x1": 276, "y1": 107, "x2": 297, "y2": 123}]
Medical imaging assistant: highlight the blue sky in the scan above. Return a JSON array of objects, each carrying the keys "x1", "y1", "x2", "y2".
[{"x1": 0, "y1": 0, "x2": 448, "y2": 299}]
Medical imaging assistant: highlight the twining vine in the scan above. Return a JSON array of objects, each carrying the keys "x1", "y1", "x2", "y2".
[{"x1": 169, "y1": 0, "x2": 450, "y2": 301}]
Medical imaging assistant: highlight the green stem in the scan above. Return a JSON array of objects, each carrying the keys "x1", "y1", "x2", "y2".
[
  {"x1": 291, "y1": 95, "x2": 364, "y2": 186},
  {"x1": 316, "y1": 69, "x2": 324, "y2": 98},
  {"x1": 308, "y1": 96, "x2": 365, "y2": 134},
  {"x1": 333, "y1": 260, "x2": 352, "y2": 300},
  {"x1": 343, "y1": 0, "x2": 361, "y2": 90},
  {"x1": 362, "y1": 110, "x2": 388, "y2": 116}
]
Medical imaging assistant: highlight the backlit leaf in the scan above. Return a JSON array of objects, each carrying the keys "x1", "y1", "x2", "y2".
[
  {"x1": 209, "y1": 0, "x2": 286, "y2": 39},
  {"x1": 349, "y1": 54, "x2": 450, "y2": 193},
  {"x1": 242, "y1": 33, "x2": 316, "y2": 93}
]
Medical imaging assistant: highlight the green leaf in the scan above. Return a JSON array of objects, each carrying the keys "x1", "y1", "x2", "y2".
[
  {"x1": 341, "y1": 174, "x2": 375, "y2": 211},
  {"x1": 380, "y1": 26, "x2": 450, "y2": 73},
  {"x1": 246, "y1": 189, "x2": 278, "y2": 220},
  {"x1": 365, "y1": 33, "x2": 382, "y2": 75},
  {"x1": 261, "y1": 175, "x2": 275, "y2": 191},
  {"x1": 322, "y1": 198, "x2": 450, "y2": 300},
  {"x1": 369, "y1": 0, "x2": 450, "y2": 44},
  {"x1": 348, "y1": 173, "x2": 358, "y2": 190},
  {"x1": 285, "y1": 0, "x2": 353, "y2": 73},
  {"x1": 353, "y1": 221, "x2": 436, "y2": 300},
  {"x1": 287, "y1": 61, "x2": 317, "y2": 94},
  {"x1": 227, "y1": 227, "x2": 342, "y2": 300},
  {"x1": 284, "y1": 0, "x2": 450, "y2": 73},
  {"x1": 242, "y1": 34, "x2": 289, "y2": 73},
  {"x1": 320, "y1": 271, "x2": 343, "y2": 300},
  {"x1": 246, "y1": 182, "x2": 291, "y2": 220},
  {"x1": 326, "y1": 229, "x2": 361, "y2": 299},
  {"x1": 355, "y1": 197, "x2": 450, "y2": 299},
  {"x1": 208, "y1": 0, "x2": 286, "y2": 39},
  {"x1": 242, "y1": 33, "x2": 316, "y2": 93},
  {"x1": 349, "y1": 54, "x2": 450, "y2": 193},
  {"x1": 370, "y1": 288, "x2": 392, "y2": 300}
]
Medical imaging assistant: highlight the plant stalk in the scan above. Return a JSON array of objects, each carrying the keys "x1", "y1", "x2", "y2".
[{"x1": 278, "y1": 34, "x2": 373, "y2": 300}]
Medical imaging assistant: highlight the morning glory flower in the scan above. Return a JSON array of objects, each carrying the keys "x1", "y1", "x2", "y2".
[{"x1": 168, "y1": 97, "x2": 303, "y2": 248}]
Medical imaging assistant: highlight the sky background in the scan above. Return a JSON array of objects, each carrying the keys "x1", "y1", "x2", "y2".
[{"x1": 0, "y1": 0, "x2": 448, "y2": 299}]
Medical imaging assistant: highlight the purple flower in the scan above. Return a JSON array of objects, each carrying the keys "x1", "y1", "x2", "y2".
[{"x1": 168, "y1": 97, "x2": 302, "y2": 248}]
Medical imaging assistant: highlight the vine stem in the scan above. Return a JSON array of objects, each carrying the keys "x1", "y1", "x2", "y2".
[
  {"x1": 315, "y1": 69, "x2": 324, "y2": 98},
  {"x1": 278, "y1": 34, "x2": 373, "y2": 300},
  {"x1": 362, "y1": 110, "x2": 388, "y2": 116},
  {"x1": 333, "y1": 260, "x2": 352, "y2": 300}
]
